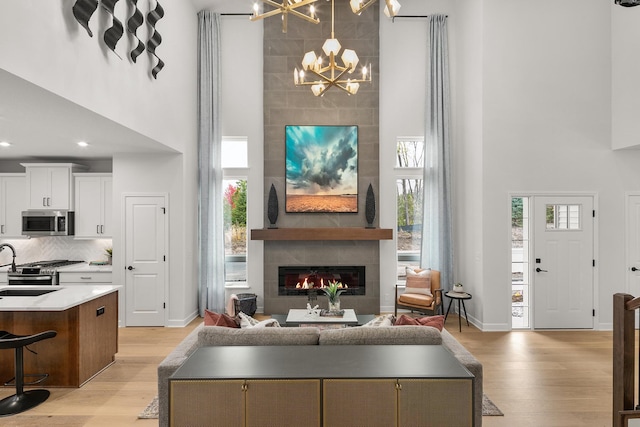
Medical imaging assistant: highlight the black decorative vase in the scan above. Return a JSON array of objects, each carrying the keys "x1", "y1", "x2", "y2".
[
  {"x1": 365, "y1": 183, "x2": 376, "y2": 228},
  {"x1": 267, "y1": 184, "x2": 279, "y2": 229}
]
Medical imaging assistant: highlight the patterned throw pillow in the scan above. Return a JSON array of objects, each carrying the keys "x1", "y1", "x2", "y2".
[
  {"x1": 237, "y1": 312, "x2": 281, "y2": 328},
  {"x1": 405, "y1": 267, "x2": 432, "y2": 296},
  {"x1": 362, "y1": 314, "x2": 396, "y2": 327},
  {"x1": 204, "y1": 309, "x2": 240, "y2": 328},
  {"x1": 394, "y1": 314, "x2": 444, "y2": 331}
]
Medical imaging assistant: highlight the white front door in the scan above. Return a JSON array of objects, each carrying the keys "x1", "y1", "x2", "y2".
[
  {"x1": 124, "y1": 195, "x2": 167, "y2": 326},
  {"x1": 533, "y1": 196, "x2": 594, "y2": 329}
]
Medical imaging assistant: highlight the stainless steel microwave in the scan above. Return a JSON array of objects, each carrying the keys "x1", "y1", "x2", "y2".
[{"x1": 22, "y1": 210, "x2": 75, "y2": 236}]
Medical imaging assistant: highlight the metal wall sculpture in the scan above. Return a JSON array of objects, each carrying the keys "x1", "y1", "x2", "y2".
[
  {"x1": 102, "y1": 0, "x2": 124, "y2": 57},
  {"x1": 146, "y1": 0, "x2": 165, "y2": 79},
  {"x1": 72, "y1": 0, "x2": 98, "y2": 37},
  {"x1": 127, "y1": 0, "x2": 145, "y2": 62}
]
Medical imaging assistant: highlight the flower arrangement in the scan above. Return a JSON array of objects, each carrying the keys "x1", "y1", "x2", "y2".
[{"x1": 321, "y1": 280, "x2": 346, "y2": 303}]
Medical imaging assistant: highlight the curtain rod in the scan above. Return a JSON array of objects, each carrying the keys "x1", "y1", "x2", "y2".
[
  {"x1": 392, "y1": 15, "x2": 448, "y2": 23},
  {"x1": 220, "y1": 13, "x2": 253, "y2": 16}
]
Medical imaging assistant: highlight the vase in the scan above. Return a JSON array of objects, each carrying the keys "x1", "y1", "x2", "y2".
[
  {"x1": 365, "y1": 183, "x2": 376, "y2": 228},
  {"x1": 328, "y1": 298, "x2": 340, "y2": 312},
  {"x1": 267, "y1": 183, "x2": 279, "y2": 228}
]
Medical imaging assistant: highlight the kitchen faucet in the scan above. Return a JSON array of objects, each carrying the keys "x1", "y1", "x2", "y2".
[{"x1": 0, "y1": 243, "x2": 17, "y2": 272}]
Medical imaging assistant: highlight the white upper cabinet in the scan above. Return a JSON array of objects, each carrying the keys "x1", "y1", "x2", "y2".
[
  {"x1": 22, "y1": 163, "x2": 87, "y2": 210},
  {"x1": 74, "y1": 174, "x2": 113, "y2": 238},
  {"x1": 0, "y1": 174, "x2": 26, "y2": 238}
]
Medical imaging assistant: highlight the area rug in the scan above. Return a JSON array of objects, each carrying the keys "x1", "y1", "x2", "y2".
[
  {"x1": 483, "y1": 394, "x2": 504, "y2": 416},
  {"x1": 139, "y1": 396, "x2": 159, "y2": 419},
  {"x1": 140, "y1": 394, "x2": 504, "y2": 419}
]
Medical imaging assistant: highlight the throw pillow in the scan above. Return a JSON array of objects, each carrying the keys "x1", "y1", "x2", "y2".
[
  {"x1": 237, "y1": 312, "x2": 260, "y2": 328},
  {"x1": 362, "y1": 314, "x2": 396, "y2": 327},
  {"x1": 394, "y1": 314, "x2": 420, "y2": 326},
  {"x1": 416, "y1": 315, "x2": 444, "y2": 331},
  {"x1": 394, "y1": 314, "x2": 444, "y2": 331},
  {"x1": 251, "y1": 318, "x2": 281, "y2": 328},
  {"x1": 204, "y1": 309, "x2": 239, "y2": 328},
  {"x1": 405, "y1": 267, "x2": 432, "y2": 296}
]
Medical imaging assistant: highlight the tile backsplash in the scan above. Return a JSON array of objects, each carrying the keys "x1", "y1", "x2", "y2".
[{"x1": 0, "y1": 237, "x2": 112, "y2": 265}]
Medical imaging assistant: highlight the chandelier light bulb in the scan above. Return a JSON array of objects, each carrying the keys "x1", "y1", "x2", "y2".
[
  {"x1": 253, "y1": 3, "x2": 259, "y2": 14},
  {"x1": 383, "y1": 0, "x2": 401, "y2": 18},
  {"x1": 362, "y1": 65, "x2": 368, "y2": 78},
  {"x1": 350, "y1": 0, "x2": 364, "y2": 14},
  {"x1": 310, "y1": 5, "x2": 315, "y2": 17}
]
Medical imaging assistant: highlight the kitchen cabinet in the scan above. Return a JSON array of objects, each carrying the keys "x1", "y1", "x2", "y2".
[
  {"x1": 22, "y1": 163, "x2": 87, "y2": 210},
  {"x1": 74, "y1": 174, "x2": 112, "y2": 238},
  {"x1": 0, "y1": 174, "x2": 26, "y2": 237},
  {"x1": 59, "y1": 271, "x2": 112, "y2": 285}
]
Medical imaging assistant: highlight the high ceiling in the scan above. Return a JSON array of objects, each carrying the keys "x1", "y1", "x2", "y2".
[{"x1": 0, "y1": 69, "x2": 178, "y2": 161}]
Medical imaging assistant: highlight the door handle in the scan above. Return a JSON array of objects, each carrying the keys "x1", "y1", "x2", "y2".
[
  {"x1": 127, "y1": 266, "x2": 135, "y2": 270},
  {"x1": 632, "y1": 267, "x2": 639, "y2": 272},
  {"x1": 97, "y1": 225, "x2": 100, "y2": 234},
  {"x1": 535, "y1": 268, "x2": 548, "y2": 273}
]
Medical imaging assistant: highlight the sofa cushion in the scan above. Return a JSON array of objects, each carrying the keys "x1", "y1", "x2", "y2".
[
  {"x1": 405, "y1": 267, "x2": 432, "y2": 296},
  {"x1": 204, "y1": 310, "x2": 239, "y2": 328},
  {"x1": 395, "y1": 314, "x2": 445, "y2": 331},
  {"x1": 198, "y1": 326, "x2": 320, "y2": 346},
  {"x1": 398, "y1": 292, "x2": 434, "y2": 306},
  {"x1": 319, "y1": 325, "x2": 442, "y2": 345}
]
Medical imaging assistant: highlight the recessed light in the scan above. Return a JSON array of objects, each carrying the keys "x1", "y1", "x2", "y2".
[
  {"x1": 0, "y1": 141, "x2": 10, "y2": 147},
  {"x1": 77, "y1": 141, "x2": 89, "y2": 148}
]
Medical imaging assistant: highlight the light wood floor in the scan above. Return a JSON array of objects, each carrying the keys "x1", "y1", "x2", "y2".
[{"x1": 0, "y1": 315, "x2": 614, "y2": 426}]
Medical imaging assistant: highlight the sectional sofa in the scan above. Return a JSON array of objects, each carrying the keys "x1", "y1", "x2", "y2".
[{"x1": 158, "y1": 322, "x2": 483, "y2": 426}]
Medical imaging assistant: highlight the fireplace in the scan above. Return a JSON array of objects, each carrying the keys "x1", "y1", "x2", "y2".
[{"x1": 279, "y1": 266, "x2": 365, "y2": 297}]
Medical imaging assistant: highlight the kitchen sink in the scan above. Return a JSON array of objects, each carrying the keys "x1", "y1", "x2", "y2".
[{"x1": 0, "y1": 289, "x2": 59, "y2": 297}]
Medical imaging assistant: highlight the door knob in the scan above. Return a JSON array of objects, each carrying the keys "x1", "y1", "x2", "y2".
[
  {"x1": 633, "y1": 267, "x2": 639, "y2": 272},
  {"x1": 127, "y1": 266, "x2": 135, "y2": 270},
  {"x1": 535, "y1": 267, "x2": 548, "y2": 273}
]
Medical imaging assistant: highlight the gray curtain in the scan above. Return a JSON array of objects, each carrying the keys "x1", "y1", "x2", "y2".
[
  {"x1": 197, "y1": 11, "x2": 225, "y2": 315},
  {"x1": 421, "y1": 14, "x2": 453, "y2": 292}
]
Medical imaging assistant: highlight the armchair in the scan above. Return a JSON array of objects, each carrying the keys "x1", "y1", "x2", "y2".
[{"x1": 395, "y1": 269, "x2": 443, "y2": 316}]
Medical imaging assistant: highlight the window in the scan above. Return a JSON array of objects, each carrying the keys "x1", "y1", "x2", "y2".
[
  {"x1": 511, "y1": 197, "x2": 530, "y2": 329},
  {"x1": 546, "y1": 204, "x2": 581, "y2": 230},
  {"x1": 395, "y1": 137, "x2": 424, "y2": 280},
  {"x1": 222, "y1": 137, "x2": 248, "y2": 287}
]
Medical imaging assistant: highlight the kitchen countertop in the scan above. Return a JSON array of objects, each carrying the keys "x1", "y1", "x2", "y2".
[
  {"x1": 0, "y1": 285, "x2": 120, "y2": 311},
  {"x1": 58, "y1": 262, "x2": 113, "y2": 273}
]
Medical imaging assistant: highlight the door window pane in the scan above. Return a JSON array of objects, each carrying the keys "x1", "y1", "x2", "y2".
[{"x1": 546, "y1": 204, "x2": 581, "y2": 230}]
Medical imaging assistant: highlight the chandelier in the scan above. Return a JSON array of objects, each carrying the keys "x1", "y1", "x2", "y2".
[
  {"x1": 250, "y1": 0, "x2": 320, "y2": 33},
  {"x1": 293, "y1": 0, "x2": 371, "y2": 96},
  {"x1": 349, "y1": 0, "x2": 401, "y2": 17}
]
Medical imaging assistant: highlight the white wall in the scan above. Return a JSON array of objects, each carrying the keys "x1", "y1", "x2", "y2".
[
  {"x1": 0, "y1": 0, "x2": 196, "y2": 152},
  {"x1": 612, "y1": 4, "x2": 640, "y2": 149},
  {"x1": 481, "y1": 0, "x2": 640, "y2": 330}
]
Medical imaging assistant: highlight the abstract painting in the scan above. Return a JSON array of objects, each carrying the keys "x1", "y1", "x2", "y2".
[{"x1": 285, "y1": 125, "x2": 358, "y2": 213}]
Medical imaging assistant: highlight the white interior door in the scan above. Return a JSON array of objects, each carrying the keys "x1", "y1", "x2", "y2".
[
  {"x1": 124, "y1": 195, "x2": 167, "y2": 326},
  {"x1": 533, "y1": 196, "x2": 594, "y2": 329},
  {"x1": 626, "y1": 195, "x2": 640, "y2": 325}
]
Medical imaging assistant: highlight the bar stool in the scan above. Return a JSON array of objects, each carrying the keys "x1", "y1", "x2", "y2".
[{"x1": 0, "y1": 330, "x2": 57, "y2": 416}]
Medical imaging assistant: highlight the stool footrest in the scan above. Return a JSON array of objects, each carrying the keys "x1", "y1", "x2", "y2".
[{"x1": 4, "y1": 373, "x2": 49, "y2": 387}]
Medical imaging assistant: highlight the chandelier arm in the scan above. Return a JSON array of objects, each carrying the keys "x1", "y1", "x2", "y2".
[
  {"x1": 250, "y1": 9, "x2": 284, "y2": 21},
  {"x1": 262, "y1": 0, "x2": 288, "y2": 10},
  {"x1": 287, "y1": 0, "x2": 320, "y2": 9},
  {"x1": 288, "y1": 9, "x2": 320, "y2": 24},
  {"x1": 353, "y1": 0, "x2": 377, "y2": 14}
]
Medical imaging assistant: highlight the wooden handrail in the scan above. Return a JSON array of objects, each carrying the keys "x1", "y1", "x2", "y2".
[{"x1": 626, "y1": 295, "x2": 640, "y2": 311}]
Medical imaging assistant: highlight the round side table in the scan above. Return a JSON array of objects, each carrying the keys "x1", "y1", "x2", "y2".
[{"x1": 444, "y1": 291, "x2": 472, "y2": 332}]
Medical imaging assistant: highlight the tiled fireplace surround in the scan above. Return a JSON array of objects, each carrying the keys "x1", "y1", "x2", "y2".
[{"x1": 261, "y1": 3, "x2": 381, "y2": 315}]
